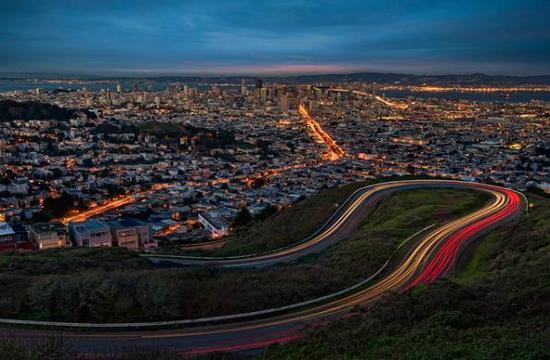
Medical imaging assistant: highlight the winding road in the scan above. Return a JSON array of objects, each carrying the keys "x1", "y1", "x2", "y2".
[{"x1": 0, "y1": 179, "x2": 525, "y2": 355}]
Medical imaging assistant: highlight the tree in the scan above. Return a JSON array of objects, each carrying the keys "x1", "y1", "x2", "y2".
[
  {"x1": 42, "y1": 193, "x2": 74, "y2": 218},
  {"x1": 232, "y1": 207, "x2": 253, "y2": 228},
  {"x1": 256, "y1": 204, "x2": 278, "y2": 221}
]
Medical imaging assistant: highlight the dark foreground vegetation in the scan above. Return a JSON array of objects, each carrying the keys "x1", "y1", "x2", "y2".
[
  {"x1": 0, "y1": 335, "x2": 225, "y2": 360},
  {"x1": 92, "y1": 120, "x2": 239, "y2": 151},
  {"x1": 0, "y1": 187, "x2": 486, "y2": 324},
  {"x1": 0, "y1": 100, "x2": 95, "y2": 121}
]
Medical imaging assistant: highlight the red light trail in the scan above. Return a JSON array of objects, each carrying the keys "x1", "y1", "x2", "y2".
[
  {"x1": 405, "y1": 188, "x2": 521, "y2": 289},
  {"x1": 7, "y1": 180, "x2": 525, "y2": 355}
]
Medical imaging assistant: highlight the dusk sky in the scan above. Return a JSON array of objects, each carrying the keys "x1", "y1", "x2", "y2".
[{"x1": 1, "y1": 0, "x2": 549, "y2": 76}]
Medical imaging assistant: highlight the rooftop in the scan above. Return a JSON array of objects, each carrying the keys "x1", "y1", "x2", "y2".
[
  {"x1": 0, "y1": 222, "x2": 15, "y2": 237},
  {"x1": 30, "y1": 222, "x2": 67, "y2": 233},
  {"x1": 199, "y1": 213, "x2": 229, "y2": 230},
  {"x1": 117, "y1": 218, "x2": 146, "y2": 227},
  {"x1": 71, "y1": 219, "x2": 109, "y2": 233}
]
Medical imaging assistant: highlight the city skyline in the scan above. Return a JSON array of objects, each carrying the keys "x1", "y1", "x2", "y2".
[
  {"x1": 2, "y1": 0, "x2": 550, "y2": 76},
  {"x1": 0, "y1": 1, "x2": 549, "y2": 357}
]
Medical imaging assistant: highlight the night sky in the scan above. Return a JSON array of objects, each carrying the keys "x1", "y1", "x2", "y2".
[{"x1": 1, "y1": 0, "x2": 549, "y2": 76}]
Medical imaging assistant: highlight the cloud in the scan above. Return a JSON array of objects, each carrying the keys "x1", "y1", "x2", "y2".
[{"x1": 0, "y1": 0, "x2": 548, "y2": 75}]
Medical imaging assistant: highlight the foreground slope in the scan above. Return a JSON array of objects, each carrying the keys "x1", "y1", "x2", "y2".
[
  {"x1": 264, "y1": 193, "x2": 550, "y2": 359},
  {"x1": 0, "y1": 180, "x2": 527, "y2": 358}
]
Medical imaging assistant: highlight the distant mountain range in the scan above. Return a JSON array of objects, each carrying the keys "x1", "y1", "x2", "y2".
[
  {"x1": 2, "y1": 72, "x2": 550, "y2": 86},
  {"x1": 269, "y1": 72, "x2": 550, "y2": 85}
]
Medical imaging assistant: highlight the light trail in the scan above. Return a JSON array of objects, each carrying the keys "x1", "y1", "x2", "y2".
[
  {"x1": 405, "y1": 187, "x2": 521, "y2": 288},
  {"x1": 147, "y1": 180, "x2": 519, "y2": 269},
  {"x1": 59, "y1": 195, "x2": 136, "y2": 224},
  {"x1": 57, "y1": 184, "x2": 173, "y2": 224},
  {"x1": 3, "y1": 180, "x2": 525, "y2": 354},
  {"x1": 299, "y1": 104, "x2": 346, "y2": 160}
]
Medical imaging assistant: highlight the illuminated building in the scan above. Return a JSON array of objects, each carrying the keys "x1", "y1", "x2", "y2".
[
  {"x1": 69, "y1": 219, "x2": 113, "y2": 247},
  {"x1": 28, "y1": 222, "x2": 71, "y2": 250},
  {"x1": 260, "y1": 87, "x2": 268, "y2": 104},
  {"x1": 280, "y1": 95, "x2": 298, "y2": 112},
  {"x1": 241, "y1": 78, "x2": 248, "y2": 96},
  {"x1": 0, "y1": 222, "x2": 15, "y2": 245},
  {"x1": 107, "y1": 220, "x2": 139, "y2": 250},
  {"x1": 108, "y1": 218, "x2": 154, "y2": 249},
  {"x1": 198, "y1": 213, "x2": 230, "y2": 239}
]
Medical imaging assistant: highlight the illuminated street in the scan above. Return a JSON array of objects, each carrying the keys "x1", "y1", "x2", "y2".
[{"x1": 299, "y1": 104, "x2": 346, "y2": 160}]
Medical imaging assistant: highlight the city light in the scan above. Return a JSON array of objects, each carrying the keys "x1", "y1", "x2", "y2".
[
  {"x1": 299, "y1": 105, "x2": 346, "y2": 160},
  {"x1": 0, "y1": 0, "x2": 548, "y2": 355}
]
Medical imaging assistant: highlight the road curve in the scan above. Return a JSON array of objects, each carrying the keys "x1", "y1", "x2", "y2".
[
  {"x1": 145, "y1": 179, "x2": 523, "y2": 269},
  {"x1": 0, "y1": 180, "x2": 526, "y2": 354}
]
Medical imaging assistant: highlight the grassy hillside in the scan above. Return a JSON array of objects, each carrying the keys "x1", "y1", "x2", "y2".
[
  {"x1": 164, "y1": 180, "x2": 369, "y2": 257},
  {"x1": 212, "y1": 182, "x2": 365, "y2": 256},
  {"x1": 171, "y1": 178, "x2": 488, "y2": 257},
  {"x1": 264, "y1": 193, "x2": 550, "y2": 359},
  {"x1": 0, "y1": 247, "x2": 151, "y2": 275},
  {"x1": 0, "y1": 186, "x2": 488, "y2": 324}
]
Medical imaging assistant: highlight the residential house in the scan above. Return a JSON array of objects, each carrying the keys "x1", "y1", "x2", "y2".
[
  {"x1": 69, "y1": 219, "x2": 113, "y2": 247},
  {"x1": 28, "y1": 222, "x2": 71, "y2": 250}
]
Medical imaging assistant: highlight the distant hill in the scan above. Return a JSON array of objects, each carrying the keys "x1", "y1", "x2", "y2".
[
  {"x1": 113, "y1": 72, "x2": 550, "y2": 85},
  {"x1": 0, "y1": 100, "x2": 96, "y2": 122},
  {"x1": 2, "y1": 72, "x2": 550, "y2": 86},
  {"x1": 260, "y1": 72, "x2": 550, "y2": 85}
]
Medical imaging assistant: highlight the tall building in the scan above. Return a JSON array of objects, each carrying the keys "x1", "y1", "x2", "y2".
[
  {"x1": 279, "y1": 95, "x2": 298, "y2": 112},
  {"x1": 116, "y1": 84, "x2": 122, "y2": 93},
  {"x1": 211, "y1": 84, "x2": 220, "y2": 96},
  {"x1": 255, "y1": 78, "x2": 263, "y2": 90},
  {"x1": 260, "y1": 87, "x2": 268, "y2": 104},
  {"x1": 241, "y1": 78, "x2": 247, "y2": 96}
]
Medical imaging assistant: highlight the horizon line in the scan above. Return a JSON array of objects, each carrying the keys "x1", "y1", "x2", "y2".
[{"x1": 1, "y1": 70, "x2": 550, "y2": 80}]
